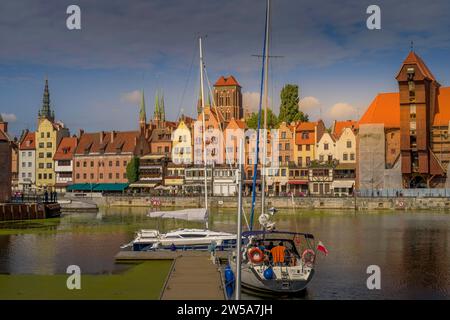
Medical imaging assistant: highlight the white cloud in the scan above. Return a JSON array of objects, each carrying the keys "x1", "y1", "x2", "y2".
[
  {"x1": 327, "y1": 103, "x2": 357, "y2": 121},
  {"x1": 1, "y1": 113, "x2": 17, "y2": 122},
  {"x1": 243, "y1": 91, "x2": 260, "y2": 113},
  {"x1": 120, "y1": 90, "x2": 141, "y2": 105},
  {"x1": 298, "y1": 96, "x2": 320, "y2": 112}
]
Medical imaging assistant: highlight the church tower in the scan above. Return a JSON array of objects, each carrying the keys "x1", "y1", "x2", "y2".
[
  {"x1": 213, "y1": 76, "x2": 243, "y2": 122},
  {"x1": 396, "y1": 49, "x2": 443, "y2": 187},
  {"x1": 38, "y1": 78, "x2": 55, "y2": 123},
  {"x1": 139, "y1": 90, "x2": 147, "y2": 134}
]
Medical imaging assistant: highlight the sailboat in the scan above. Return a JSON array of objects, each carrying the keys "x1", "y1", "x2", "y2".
[
  {"x1": 122, "y1": 37, "x2": 236, "y2": 252},
  {"x1": 230, "y1": 0, "x2": 319, "y2": 295}
]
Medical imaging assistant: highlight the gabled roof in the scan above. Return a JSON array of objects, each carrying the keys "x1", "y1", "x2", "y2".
[
  {"x1": 359, "y1": 87, "x2": 450, "y2": 128},
  {"x1": 19, "y1": 132, "x2": 36, "y2": 150},
  {"x1": 149, "y1": 127, "x2": 172, "y2": 143},
  {"x1": 214, "y1": 75, "x2": 241, "y2": 87},
  {"x1": 396, "y1": 51, "x2": 436, "y2": 81},
  {"x1": 332, "y1": 120, "x2": 358, "y2": 139},
  {"x1": 225, "y1": 118, "x2": 246, "y2": 130},
  {"x1": 75, "y1": 131, "x2": 141, "y2": 155},
  {"x1": 54, "y1": 137, "x2": 77, "y2": 160},
  {"x1": 359, "y1": 92, "x2": 400, "y2": 128},
  {"x1": 295, "y1": 121, "x2": 318, "y2": 145}
]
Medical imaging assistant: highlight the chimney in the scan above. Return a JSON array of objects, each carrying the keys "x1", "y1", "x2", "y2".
[
  {"x1": 134, "y1": 136, "x2": 138, "y2": 146},
  {"x1": 111, "y1": 131, "x2": 116, "y2": 143},
  {"x1": 78, "y1": 129, "x2": 84, "y2": 138},
  {"x1": 99, "y1": 131, "x2": 104, "y2": 144}
]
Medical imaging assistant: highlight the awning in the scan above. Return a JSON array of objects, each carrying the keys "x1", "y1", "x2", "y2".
[
  {"x1": 67, "y1": 183, "x2": 94, "y2": 191},
  {"x1": 288, "y1": 180, "x2": 308, "y2": 185},
  {"x1": 332, "y1": 181, "x2": 354, "y2": 189},
  {"x1": 93, "y1": 183, "x2": 129, "y2": 192},
  {"x1": 129, "y1": 183, "x2": 157, "y2": 188},
  {"x1": 164, "y1": 178, "x2": 184, "y2": 186}
]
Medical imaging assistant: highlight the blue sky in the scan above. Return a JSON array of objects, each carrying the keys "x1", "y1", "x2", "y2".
[{"x1": 1, "y1": 0, "x2": 450, "y2": 137}]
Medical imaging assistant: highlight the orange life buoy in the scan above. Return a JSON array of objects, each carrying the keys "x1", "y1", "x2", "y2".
[
  {"x1": 248, "y1": 247, "x2": 264, "y2": 264},
  {"x1": 302, "y1": 249, "x2": 315, "y2": 266}
]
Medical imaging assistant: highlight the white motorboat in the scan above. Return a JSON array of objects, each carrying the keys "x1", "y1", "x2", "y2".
[{"x1": 124, "y1": 228, "x2": 237, "y2": 251}]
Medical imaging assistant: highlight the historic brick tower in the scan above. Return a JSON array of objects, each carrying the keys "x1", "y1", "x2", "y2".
[
  {"x1": 396, "y1": 50, "x2": 443, "y2": 188},
  {"x1": 213, "y1": 76, "x2": 243, "y2": 122}
]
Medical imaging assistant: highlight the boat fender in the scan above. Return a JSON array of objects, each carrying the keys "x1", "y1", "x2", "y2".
[
  {"x1": 224, "y1": 265, "x2": 235, "y2": 299},
  {"x1": 248, "y1": 247, "x2": 264, "y2": 264},
  {"x1": 263, "y1": 267, "x2": 274, "y2": 280},
  {"x1": 302, "y1": 249, "x2": 315, "y2": 266}
]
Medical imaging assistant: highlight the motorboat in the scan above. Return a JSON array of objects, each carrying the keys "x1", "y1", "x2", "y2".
[{"x1": 123, "y1": 228, "x2": 237, "y2": 251}]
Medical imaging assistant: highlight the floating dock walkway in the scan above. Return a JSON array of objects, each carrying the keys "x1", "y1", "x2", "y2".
[{"x1": 115, "y1": 251, "x2": 228, "y2": 300}]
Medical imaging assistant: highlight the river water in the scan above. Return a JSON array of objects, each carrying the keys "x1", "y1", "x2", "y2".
[{"x1": 0, "y1": 207, "x2": 449, "y2": 299}]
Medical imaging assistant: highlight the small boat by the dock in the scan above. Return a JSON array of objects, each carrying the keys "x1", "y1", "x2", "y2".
[
  {"x1": 230, "y1": 230, "x2": 317, "y2": 295},
  {"x1": 123, "y1": 227, "x2": 236, "y2": 251}
]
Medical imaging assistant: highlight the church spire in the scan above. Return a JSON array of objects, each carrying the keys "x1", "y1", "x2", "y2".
[
  {"x1": 139, "y1": 89, "x2": 147, "y2": 123},
  {"x1": 38, "y1": 77, "x2": 54, "y2": 121},
  {"x1": 160, "y1": 91, "x2": 165, "y2": 122},
  {"x1": 154, "y1": 90, "x2": 160, "y2": 120}
]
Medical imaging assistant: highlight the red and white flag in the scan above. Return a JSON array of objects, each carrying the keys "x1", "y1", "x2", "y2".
[{"x1": 317, "y1": 241, "x2": 329, "y2": 256}]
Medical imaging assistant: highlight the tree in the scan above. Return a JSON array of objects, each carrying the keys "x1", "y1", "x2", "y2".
[
  {"x1": 126, "y1": 156, "x2": 140, "y2": 183},
  {"x1": 246, "y1": 109, "x2": 279, "y2": 129},
  {"x1": 278, "y1": 84, "x2": 308, "y2": 124}
]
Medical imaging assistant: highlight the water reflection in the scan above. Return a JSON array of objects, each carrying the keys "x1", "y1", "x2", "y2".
[{"x1": 0, "y1": 208, "x2": 449, "y2": 299}]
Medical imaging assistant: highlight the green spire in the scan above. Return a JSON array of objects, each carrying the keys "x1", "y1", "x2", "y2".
[
  {"x1": 154, "y1": 90, "x2": 160, "y2": 120},
  {"x1": 139, "y1": 89, "x2": 146, "y2": 122},
  {"x1": 39, "y1": 77, "x2": 54, "y2": 121},
  {"x1": 160, "y1": 91, "x2": 165, "y2": 122}
]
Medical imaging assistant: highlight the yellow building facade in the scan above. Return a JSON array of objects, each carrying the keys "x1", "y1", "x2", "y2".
[{"x1": 35, "y1": 79, "x2": 69, "y2": 190}]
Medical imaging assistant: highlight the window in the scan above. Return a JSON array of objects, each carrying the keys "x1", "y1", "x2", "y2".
[
  {"x1": 350, "y1": 153, "x2": 355, "y2": 161},
  {"x1": 116, "y1": 160, "x2": 120, "y2": 167},
  {"x1": 328, "y1": 155, "x2": 333, "y2": 161},
  {"x1": 281, "y1": 132, "x2": 286, "y2": 139},
  {"x1": 91, "y1": 161, "x2": 94, "y2": 167},
  {"x1": 46, "y1": 163, "x2": 52, "y2": 168},
  {"x1": 281, "y1": 169, "x2": 286, "y2": 176},
  {"x1": 313, "y1": 183, "x2": 318, "y2": 193},
  {"x1": 298, "y1": 145, "x2": 302, "y2": 151},
  {"x1": 39, "y1": 153, "x2": 44, "y2": 158},
  {"x1": 47, "y1": 132, "x2": 50, "y2": 138},
  {"x1": 319, "y1": 155, "x2": 324, "y2": 162},
  {"x1": 285, "y1": 156, "x2": 290, "y2": 163},
  {"x1": 90, "y1": 173, "x2": 94, "y2": 179},
  {"x1": 298, "y1": 157, "x2": 303, "y2": 166},
  {"x1": 306, "y1": 157, "x2": 310, "y2": 165},
  {"x1": 28, "y1": 151, "x2": 32, "y2": 157},
  {"x1": 306, "y1": 145, "x2": 310, "y2": 151},
  {"x1": 116, "y1": 173, "x2": 120, "y2": 179},
  {"x1": 47, "y1": 142, "x2": 52, "y2": 148},
  {"x1": 123, "y1": 173, "x2": 127, "y2": 179},
  {"x1": 22, "y1": 172, "x2": 26, "y2": 178},
  {"x1": 43, "y1": 173, "x2": 47, "y2": 179},
  {"x1": 324, "y1": 143, "x2": 329, "y2": 150},
  {"x1": 343, "y1": 153, "x2": 348, "y2": 161},
  {"x1": 109, "y1": 161, "x2": 112, "y2": 167},
  {"x1": 347, "y1": 141, "x2": 352, "y2": 148},
  {"x1": 109, "y1": 173, "x2": 112, "y2": 179},
  {"x1": 39, "y1": 142, "x2": 45, "y2": 148},
  {"x1": 40, "y1": 132, "x2": 44, "y2": 138},
  {"x1": 123, "y1": 160, "x2": 127, "y2": 166},
  {"x1": 38, "y1": 174, "x2": 42, "y2": 179},
  {"x1": 100, "y1": 173, "x2": 103, "y2": 179},
  {"x1": 46, "y1": 152, "x2": 52, "y2": 158},
  {"x1": 83, "y1": 173, "x2": 87, "y2": 179},
  {"x1": 49, "y1": 173, "x2": 52, "y2": 179},
  {"x1": 285, "y1": 143, "x2": 290, "y2": 151},
  {"x1": 22, "y1": 162, "x2": 26, "y2": 168},
  {"x1": 76, "y1": 161, "x2": 80, "y2": 167},
  {"x1": 39, "y1": 163, "x2": 44, "y2": 169},
  {"x1": 28, "y1": 162, "x2": 32, "y2": 167},
  {"x1": 165, "y1": 146, "x2": 170, "y2": 153},
  {"x1": 76, "y1": 173, "x2": 80, "y2": 179},
  {"x1": 21, "y1": 152, "x2": 25, "y2": 157},
  {"x1": 83, "y1": 161, "x2": 87, "y2": 167},
  {"x1": 302, "y1": 132, "x2": 309, "y2": 139}
]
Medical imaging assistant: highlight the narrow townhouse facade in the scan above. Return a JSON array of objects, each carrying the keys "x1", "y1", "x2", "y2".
[
  {"x1": 293, "y1": 120, "x2": 325, "y2": 167},
  {"x1": 172, "y1": 119, "x2": 193, "y2": 165},
  {"x1": 18, "y1": 131, "x2": 36, "y2": 191},
  {"x1": 54, "y1": 136, "x2": 78, "y2": 192},
  {"x1": 316, "y1": 131, "x2": 337, "y2": 163}
]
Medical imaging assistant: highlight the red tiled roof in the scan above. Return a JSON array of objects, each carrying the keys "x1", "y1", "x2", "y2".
[
  {"x1": 75, "y1": 131, "x2": 141, "y2": 155},
  {"x1": 397, "y1": 51, "x2": 436, "y2": 81},
  {"x1": 359, "y1": 87, "x2": 450, "y2": 128},
  {"x1": 225, "y1": 118, "x2": 246, "y2": 130},
  {"x1": 295, "y1": 121, "x2": 317, "y2": 145},
  {"x1": 0, "y1": 130, "x2": 8, "y2": 142},
  {"x1": 214, "y1": 75, "x2": 241, "y2": 87},
  {"x1": 54, "y1": 137, "x2": 77, "y2": 160},
  {"x1": 333, "y1": 120, "x2": 358, "y2": 139},
  {"x1": 19, "y1": 132, "x2": 35, "y2": 150},
  {"x1": 359, "y1": 92, "x2": 400, "y2": 128}
]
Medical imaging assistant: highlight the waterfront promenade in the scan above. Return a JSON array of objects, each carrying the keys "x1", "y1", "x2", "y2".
[{"x1": 68, "y1": 194, "x2": 450, "y2": 211}]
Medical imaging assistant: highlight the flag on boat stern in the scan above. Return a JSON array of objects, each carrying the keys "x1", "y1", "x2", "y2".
[{"x1": 317, "y1": 241, "x2": 329, "y2": 256}]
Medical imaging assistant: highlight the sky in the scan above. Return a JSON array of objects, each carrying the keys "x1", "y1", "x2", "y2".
[{"x1": 1, "y1": 0, "x2": 450, "y2": 137}]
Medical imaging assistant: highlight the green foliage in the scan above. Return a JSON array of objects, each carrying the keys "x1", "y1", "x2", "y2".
[
  {"x1": 126, "y1": 156, "x2": 140, "y2": 183},
  {"x1": 278, "y1": 84, "x2": 308, "y2": 124},
  {"x1": 245, "y1": 109, "x2": 279, "y2": 129}
]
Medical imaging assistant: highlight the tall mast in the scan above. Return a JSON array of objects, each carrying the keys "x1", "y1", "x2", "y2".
[
  {"x1": 249, "y1": 0, "x2": 269, "y2": 230},
  {"x1": 261, "y1": 0, "x2": 271, "y2": 216},
  {"x1": 199, "y1": 37, "x2": 208, "y2": 213}
]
